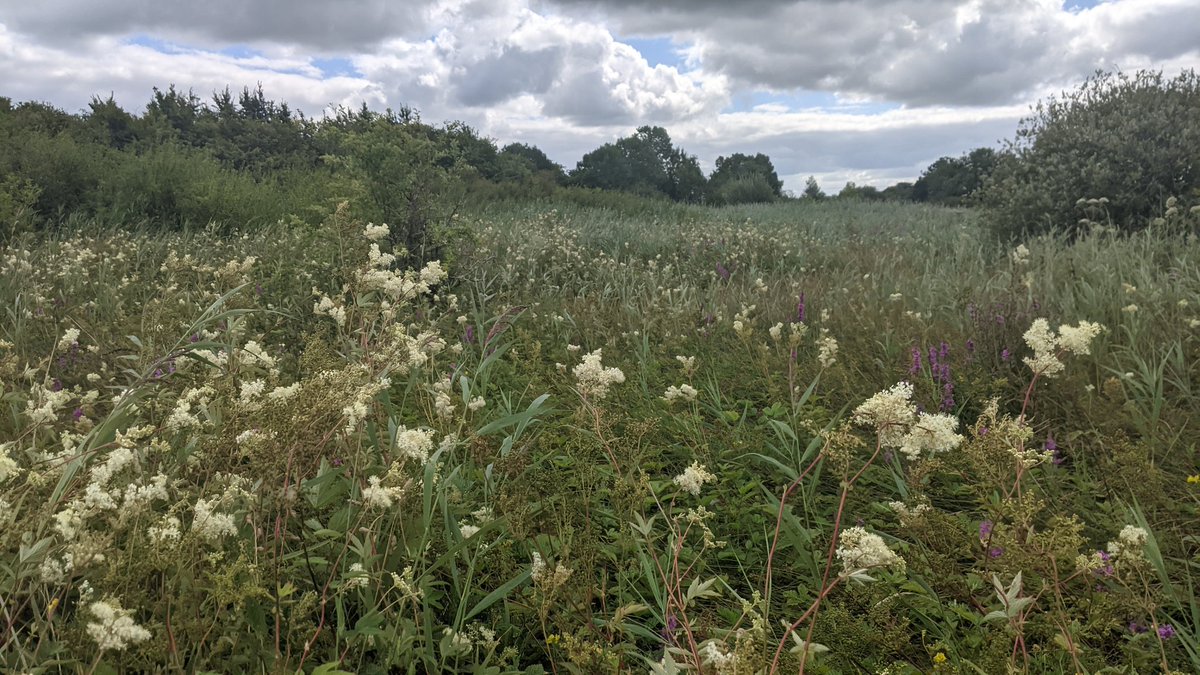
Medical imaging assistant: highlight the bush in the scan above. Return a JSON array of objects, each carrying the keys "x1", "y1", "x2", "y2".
[
  {"x1": 980, "y1": 69, "x2": 1200, "y2": 239},
  {"x1": 711, "y1": 173, "x2": 779, "y2": 205}
]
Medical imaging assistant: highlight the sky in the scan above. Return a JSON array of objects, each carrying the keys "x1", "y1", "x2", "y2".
[{"x1": 1, "y1": 0, "x2": 1198, "y2": 192}]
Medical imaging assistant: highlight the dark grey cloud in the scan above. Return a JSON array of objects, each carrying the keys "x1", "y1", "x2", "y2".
[
  {"x1": 455, "y1": 46, "x2": 566, "y2": 107},
  {"x1": 3, "y1": 0, "x2": 436, "y2": 50},
  {"x1": 546, "y1": 0, "x2": 1200, "y2": 107}
]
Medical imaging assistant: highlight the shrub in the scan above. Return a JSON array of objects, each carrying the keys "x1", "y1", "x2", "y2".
[{"x1": 980, "y1": 69, "x2": 1200, "y2": 239}]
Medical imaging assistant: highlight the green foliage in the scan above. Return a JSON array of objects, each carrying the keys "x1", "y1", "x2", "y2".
[
  {"x1": 912, "y1": 147, "x2": 998, "y2": 205},
  {"x1": 980, "y1": 69, "x2": 1200, "y2": 238},
  {"x1": 2, "y1": 198, "x2": 1200, "y2": 673},
  {"x1": 708, "y1": 153, "x2": 783, "y2": 205},
  {"x1": 570, "y1": 126, "x2": 707, "y2": 202},
  {"x1": 802, "y1": 176, "x2": 826, "y2": 200}
]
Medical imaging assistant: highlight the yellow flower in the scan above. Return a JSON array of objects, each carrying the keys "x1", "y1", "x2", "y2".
[
  {"x1": 1187, "y1": 474, "x2": 1200, "y2": 484},
  {"x1": 933, "y1": 652, "x2": 947, "y2": 664}
]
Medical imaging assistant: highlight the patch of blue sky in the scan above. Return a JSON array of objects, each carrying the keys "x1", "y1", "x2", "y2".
[
  {"x1": 312, "y1": 57, "x2": 360, "y2": 78},
  {"x1": 1062, "y1": 0, "x2": 1106, "y2": 12},
  {"x1": 126, "y1": 34, "x2": 183, "y2": 53},
  {"x1": 726, "y1": 90, "x2": 901, "y2": 115},
  {"x1": 620, "y1": 36, "x2": 684, "y2": 68}
]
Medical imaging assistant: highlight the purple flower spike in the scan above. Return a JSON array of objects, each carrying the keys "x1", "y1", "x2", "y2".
[
  {"x1": 1158, "y1": 625, "x2": 1176, "y2": 639},
  {"x1": 979, "y1": 520, "x2": 993, "y2": 542},
  {"x1": 909, "y1": 347, "x2": 922, "y2": 375},
  {"x1": 1129, "y1": 622, "x2": 1148, "y2": 634},
  {"x1": 988, "y1": 546, "x2": 1004, "y2": 558},
  {"x1": 1000, "y1": 348, "x2": 1011, "y2": 362},
  {"x1": 716, "y1": 262, "x2": 730, "y2": 281},
  {"x1": 72, "y1": 407, "x2": 84, "y2": 421},
  {"x1": 796, "y1": 293, "x2": 806, "y2": 323}
]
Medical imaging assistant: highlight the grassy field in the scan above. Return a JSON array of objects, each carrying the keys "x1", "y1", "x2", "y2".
[{"x1": 1, "y1": 198, "x2": 1198, "y2": 673}]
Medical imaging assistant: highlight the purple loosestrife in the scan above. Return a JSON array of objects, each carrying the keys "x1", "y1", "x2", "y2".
[
  {"x1": 909, "y1": 347, "x2": 922, "y2": 375},
  {"x1": 796, "y1": 293, "x2": 806, "y2": 323},
  {"x1": 716, "y1": 261, "x2": 730, "y2": 281}
]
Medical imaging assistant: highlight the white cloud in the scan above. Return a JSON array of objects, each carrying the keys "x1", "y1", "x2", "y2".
[{"x1": 1, "y1": 0, "x2": 1197, "y2": 188}]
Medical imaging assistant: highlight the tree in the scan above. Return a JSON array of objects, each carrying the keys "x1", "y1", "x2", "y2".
[
  {"x1": 979, "y1": 69, "x2": 1200, "y2": 238},
  {"x1": 912, "y1": 147, "x2": 997, "y2": 205},
  {"x1": 802, "y1": 176, "x2": 826, "y2": 200},
  {"x1": 570, "y1": 126, "x2": 706, "y2": 202},
  {"x1": 708, "y1": 153, "x2": 783, "y2": 204},
  {"x1": 500, "y1": 143, "x2": 566, "y2": 183},
  {"x1": 838, "y1": 182, "x2": 883, "y2": 200}
]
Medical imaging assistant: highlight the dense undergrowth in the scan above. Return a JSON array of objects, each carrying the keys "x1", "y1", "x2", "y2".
[{"x1": 1, "y1": 198, "x2": 1199, "y2": 673}]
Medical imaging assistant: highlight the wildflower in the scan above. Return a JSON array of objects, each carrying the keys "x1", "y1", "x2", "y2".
[
  {"x1": 0, "y1": 443, "x2": 22, "y2": 483},
  {"x1": 57, "y1": 327, "x2": 81, "y2": 351},
  {"x1": 87, "y1": 599, "x2": 151, "y2": 652},
  {"x1": 817, "y1": 334, "x2": 838, "y2": 368},
  {"x1": 898, "y1": 413, "x2": 963, "y2": 460},
  {"x1": 362, "y1": 475, "x2": 399, "y2": 509},
  {"x1": 1158, "y1": 624, "x2": 1176, "y2": 639},
  {"x1": 853, "y1": 382, "x2": 916, "y2": 448},
  {"x1": 933, "y1": 652, "x2": 947, "y2": 665},
  {"x1": 1122, "y1": 304, "x2": 1139, "y2": 313},
  {"x1": 572, "y1": 349, "x2": 625, "y2": 400},
  {"x1": 467, "y1": 396, "x2": 486, "y2": 412},
  {"x1": 836, "y1": 526, "x2": 904, "y2": 573},
  {"x1": 1187, "y1": 474, "x2": 1200, "y2": 484},
  {"x1": 192, "y1": 497, "x2": 237, "y2": 542},
  {"x1": 662, "y1": 384, "x2": 699, "y2": 404},
  {"x1": 979, "y1": 520, "x2": 993, "y2": 542},
  {"x1": 395, "y1": 426, "x2": 436, "y2": 463},
  {"x1": 531, "y1": 552, "x2": 573, "y2": 590},
  {"x1": 673, "y1": 461, "x2": 716, "y2": 496},
  {"x1": 1011, "y1": 244, "x2": 1030, "y2": 265},
  {"x1": 1106, "y1": 524, "x2": 1149, "y2": 560},
  {"x1": 363, "y1": 222, "x2": 389, "y2": 241},
  {"x1": 459, "y1": 524, "x2": 480, "y2": 539}
]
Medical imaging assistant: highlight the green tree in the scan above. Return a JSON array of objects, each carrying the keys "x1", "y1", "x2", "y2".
[
  {"x1": 570, "y1": 126, "x2": 706, "y2": 202},
  {"x1": 979, "y1": 69, "x2": 1200, "y2": 238},
  {"x1": 913, "y1": 147, "x2": 997, "y2": 205},
  {"x1": 707, "y1": 153, "x2": 783, "y2": 205},
  {"x1": 802, "y1": 176, "x2": 826, "y2": 200}
]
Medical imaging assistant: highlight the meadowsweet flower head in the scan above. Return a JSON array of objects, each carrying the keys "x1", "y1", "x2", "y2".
[
  {"x1": 363, "y1": 222, "x2": 390, "y2": 241},
  {"x1": 853, "y1": 382, "x2": 916, "y2": 448},
  {"x1": 817, "y1": 334, "x2": 838, "y2": 368},
  {"x1": 87, "y1": 599, "x2": 151, "y2": 652},
  {"x1": 836, "y1": 526, "x2": 904, "y2": 573},
  {"x1": 673, "y1": 461, "x2": 716, "y2": 496},
  {"x1": 191, "y1": 496, "x2": 237, "y2": 543},
  {"x1": 662, "y1": 383, "x2": 698, "y2": 404},
  {"x1": 57, "y1": 327, "x2": 81, "y2": 351},
  {"x1": 898, "y1": 412, "x2": 963, "y2": 460},
  {"x1": 395, "y1": 426, "x2": 436, "y2": 463},
  {"x1": 572, "y1": 349, "x2": 625, "y2": 400}
]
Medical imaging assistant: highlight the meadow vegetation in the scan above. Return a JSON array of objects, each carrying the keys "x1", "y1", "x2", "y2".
[{"x1": 2, "y1": 68, "x2": 1200, "y2": 673}]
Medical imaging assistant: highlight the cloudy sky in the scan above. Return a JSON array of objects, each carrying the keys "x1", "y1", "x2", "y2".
[{"x1": 2, "y1": 0, "x2": 1198, "y2": 191}]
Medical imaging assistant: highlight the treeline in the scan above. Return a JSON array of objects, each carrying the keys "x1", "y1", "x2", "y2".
[
  {"x1": 0, "y1": 84, "x2": 992, "y2": 238},
  {"x1": 0, "y1": 85, "x2": 578, "y2": 236}
]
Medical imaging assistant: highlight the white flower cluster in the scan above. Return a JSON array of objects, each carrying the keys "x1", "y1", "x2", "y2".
[
  {"x1": 362, "y1": 475, "x2": 402, "y2": 509},
  {"x1": 888, "y1": 500, "x2": 931, "y2": 524},
  {"x1": 357, "y1": 250, "x2": 447, "y2": 302},
  {"x1": 853, "y1": 382, "x2": 963, "y2": 460},
  {"x1": 1011, "y1": 244, "x2": 1030, "y2": 265},
  {"x1": 675, "y1": 355, "x2": 697, "y2": 377},
  {"x1": 57, "y1": 327, "x2": 81, "y2": 351},
  {"x1": 395, "y1": 425, "x2": 436, "y2": 463},
  {"x1": 192, "y1": 496, "x2": 237, "y2": 543},
  {"x1": 817, "y1": 334, "x2": 838, "y2": 368},
  {"x1": 314, "y1": 294, "x2": 347, "y2": 326},
  {"x1": 662, "y1": 383, "x2": 698, "y2": 404},
  {"x1": 572, "y1": 349, "x2": 625, "y2": 400},
  {"x1": 363, "y1": 222, "x2": 390, "y2": 241},
  {"x1": 1022, "y1": 318, "x2": 1103, "y2": 378},
  {"x1": 87, "y1": 599, "x2": 151, "y2": 652},
  {"x1": 835, "y1": 526, "x2": 904, "y2": 573},
  {"x1": 673, "y1": 461, "x2": 716, "y2": 497},
  {"x1": 531, "y1": 552, "x2": 574, "y2": 591},
  {"x1": 1106, "y1": 525, "x2": 1149, "y2": 560}
]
